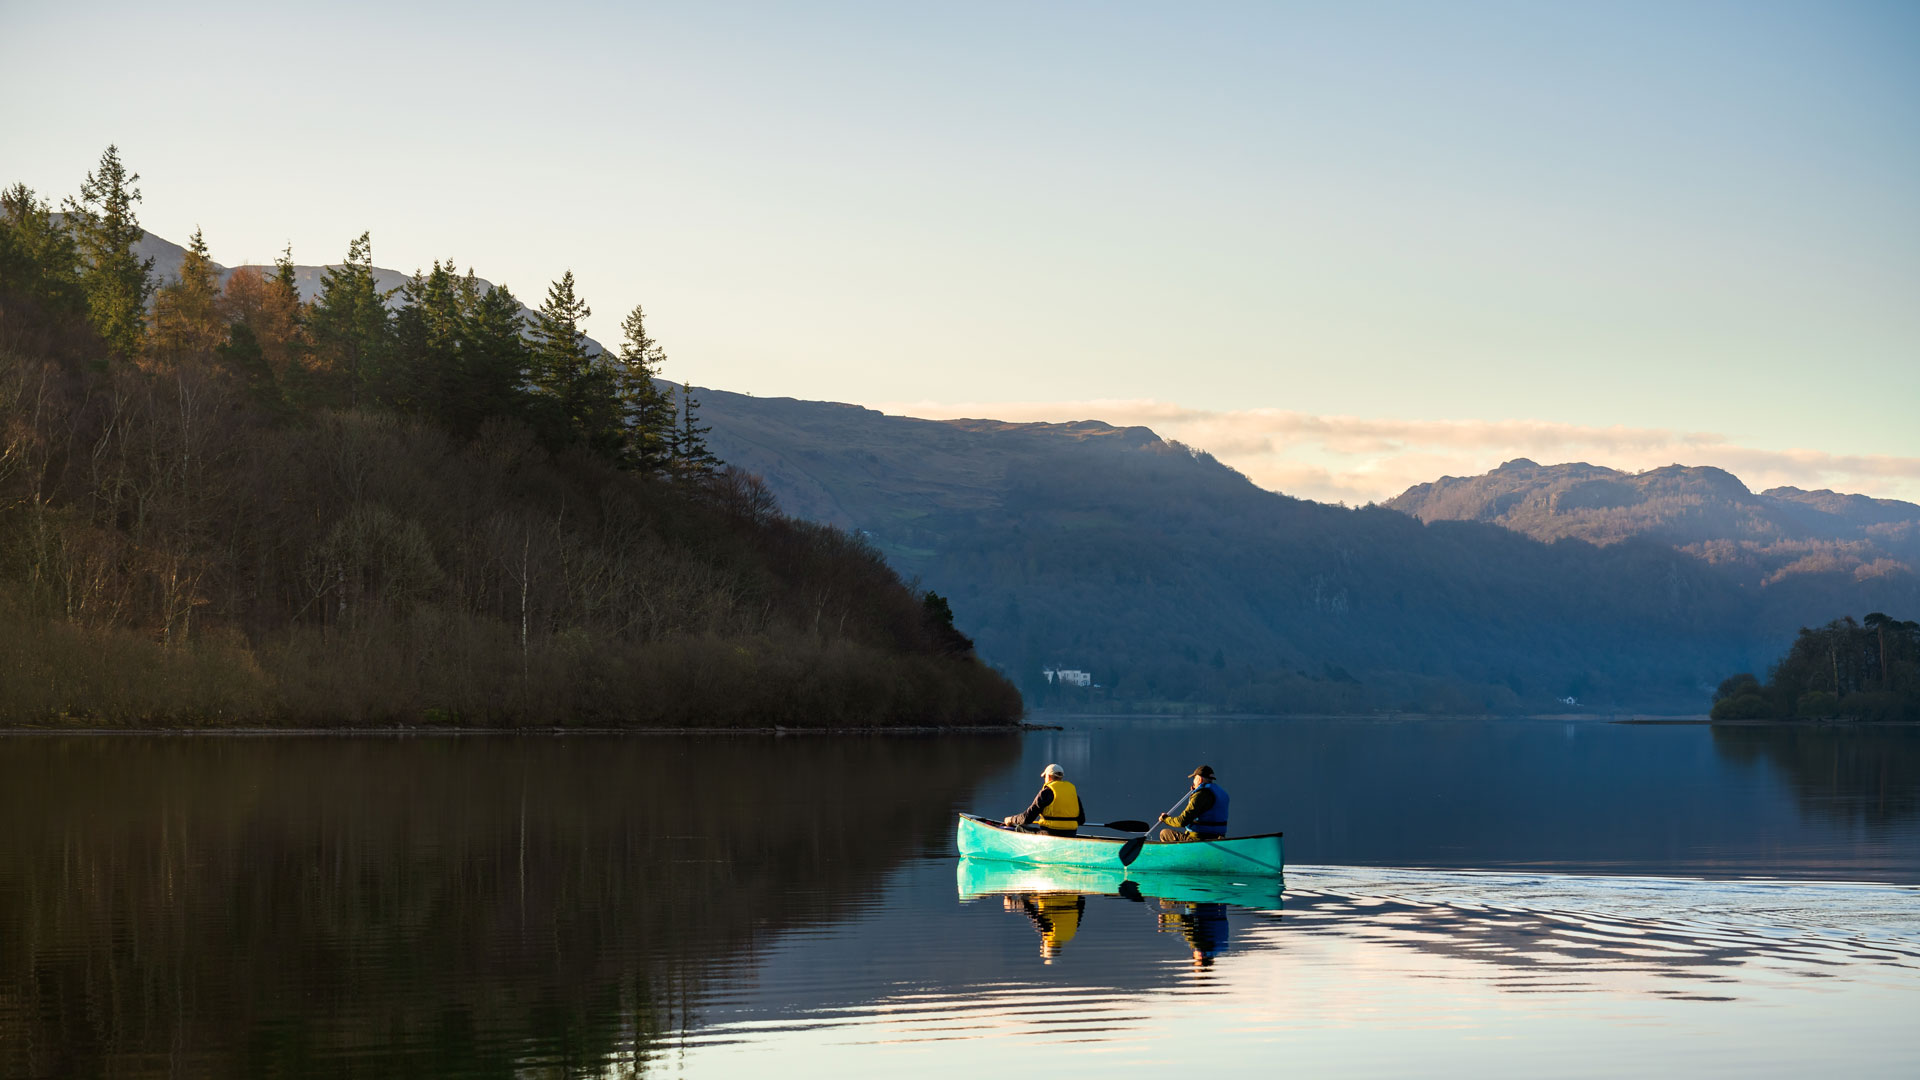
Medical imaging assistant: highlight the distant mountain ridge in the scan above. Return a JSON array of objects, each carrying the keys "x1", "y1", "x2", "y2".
[
  {"x1": 1386, "y1": 458, "x2": 1920, "y2": 584},
  {"x1": 697, "y1": 392, "x2": 1165, "y2": 527},
  {"x1": 698, "y1": 392, "x2": 1920, "y2": 714}
]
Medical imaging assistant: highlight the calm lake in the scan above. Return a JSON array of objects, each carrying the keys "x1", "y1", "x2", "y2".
[{"x1": 3, "y1": 716, "x2": 1918, "y2": 1077}]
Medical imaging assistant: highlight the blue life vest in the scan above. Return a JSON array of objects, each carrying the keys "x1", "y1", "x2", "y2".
[{"x1": 1191, "y1": 782, "x2": 1229, "y2": 836}]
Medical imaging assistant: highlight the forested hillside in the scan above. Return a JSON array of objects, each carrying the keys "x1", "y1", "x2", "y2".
[
  {"x1": 1388, "y1": 458, "x2": 1920, "y2": 585},
  {"x1": 698, "y1": 392, "x2": 1920, "y2": 714},
  {"x1": 0, "y1": 147, "x2": 1020, "y2": 727}
]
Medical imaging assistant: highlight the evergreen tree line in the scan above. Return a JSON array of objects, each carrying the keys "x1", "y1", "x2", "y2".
[
  {"x1": 1, "y1": 146, "x2": 716, "y2": 478},
  {"x1": 1713, "y1": 613, "x2": 1920, "y2": 721},
  {"x1": 0, "y1": 147, "x2": 1020, "y2": 727}
]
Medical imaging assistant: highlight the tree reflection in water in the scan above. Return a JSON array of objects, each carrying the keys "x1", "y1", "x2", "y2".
[
  {"x1": 1711, "y1": 724, "x2": 1920, "y2": 828},
  {"x1": 0, "y1": 733, "x2": 1018, "y2": 1079}
]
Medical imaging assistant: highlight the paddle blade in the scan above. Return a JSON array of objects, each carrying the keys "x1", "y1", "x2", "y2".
[
  {"x1": 1117, "y1": 835, "x2": 1148, "y2": 867},
  {"x1": 1101, "y1": 820, "x2": 1150, "y2": 832}
]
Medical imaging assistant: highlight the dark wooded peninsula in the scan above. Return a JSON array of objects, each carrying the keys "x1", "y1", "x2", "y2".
[
  {"x1": 1713, "y1": 614, "x2": 1920, "y2": 722},
  {"x1": 0, "y1": 148, "x2": 1021, "y2": 728}
]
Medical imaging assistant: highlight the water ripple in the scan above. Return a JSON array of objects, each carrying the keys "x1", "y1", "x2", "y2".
[{"x1": 655, "y1": 863, "x2": 1920, "y2": 1076}]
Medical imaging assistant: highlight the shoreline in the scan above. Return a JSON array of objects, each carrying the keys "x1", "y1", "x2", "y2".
[
  {"x1": 1615, "y1": 717, "x2": 1920, "y2": 727},
  {"x1": 0, "y1": 722, "x2": 1039, "y2": 737},
  {"x1": 1033, "y1": 710, "x2": 1712, "y2": 723},
  {"x1": 15, "y1": 715, "x2": 1914, "y2": 735}
]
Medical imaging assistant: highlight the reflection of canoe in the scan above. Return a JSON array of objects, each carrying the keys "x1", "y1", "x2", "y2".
[
  {"x1": 955, "y1": 814, "x2": 1284, "y2": 876},
  {"x1": 957, "y1": 856, "x2": 1285, "y2": 909}
]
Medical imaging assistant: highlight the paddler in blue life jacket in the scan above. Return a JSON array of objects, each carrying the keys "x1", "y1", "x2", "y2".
[
  {"x1": 1156, "y1": 764, "x2": 1229, "y2": 842},
  {"x1": 1002, "y1": 763, "x2": 1085, "y2": 835}
]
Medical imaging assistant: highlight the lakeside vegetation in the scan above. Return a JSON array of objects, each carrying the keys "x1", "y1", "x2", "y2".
[
  {"x1": 0, "y1": 147, "x2": 1021, "y2": 728},
  {"x1": 1712, "y1": 613, "x2": 1920, "y2": 722}
]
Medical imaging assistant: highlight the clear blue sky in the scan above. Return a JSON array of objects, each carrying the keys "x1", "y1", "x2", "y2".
[{"x1": 4, "y1": 1, "x2": 1916, "y2": 499}]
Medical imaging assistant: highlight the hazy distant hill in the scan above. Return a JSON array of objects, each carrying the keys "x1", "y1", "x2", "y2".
[
  {"x1": 1387, "y1": 459, "x2": 1920, "y2": 585},
  {"x1": 694, "y1": 391, "x2": 1158, "y2": 528},
  {"x1": 699, "y1": 393, "x2": 1920, "y2": 714}
]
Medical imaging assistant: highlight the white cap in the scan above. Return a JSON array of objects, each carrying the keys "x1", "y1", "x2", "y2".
[{"x1": 1042, "y1": 763, "x2": 1066, "y2": 778}]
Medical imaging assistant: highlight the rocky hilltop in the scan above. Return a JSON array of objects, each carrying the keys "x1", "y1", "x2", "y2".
[{"x1": 1386, "y1": 459, "x2": 1920, "y2": 584}]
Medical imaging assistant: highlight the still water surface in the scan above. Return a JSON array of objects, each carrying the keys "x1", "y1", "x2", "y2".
[{"x1": 2, "y1": 717, "x2": 1917, "y2": 1077}]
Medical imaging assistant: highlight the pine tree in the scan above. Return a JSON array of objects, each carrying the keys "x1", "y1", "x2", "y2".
[
  {"x1": 671, "y1": 381, "x2": 719, "y2": 478},
  {"x1": 63, "y1": 145, "x2": 155, "y2": 359},
  {"x1": 528, "y1": 269, "x2": 592, "y2": 405},
  {"x1": 259, "y1": 245, "x2": 309, "y2": 388},
  {"x1": 577, "y1": 362, "x2": 625, "y2": 459},
  {"x1": 392, "y1": 260, "x2": 462, "y2": 415},
  {"x1": 528, "y1": 270, "x2": 622, "y2": 451},
  {"x1": 272, "y1": 245, "x2": 299, "y2": 295},
  {"x1": 308, "y1": 232, "x2": 392, "y2": 406},
  {"x1": 614, "y1": 303, "x2": 676, "y2": 472},
  {"x1": 455, "y1": 274, "x2": 534, "y2": 436},
  {"x1": 217, "y1": 246, "x2": 308, "y2": 406},
  {"x1": 215, "y1": 322, "x2": 287, "y2": 415},
  {"x1": 214, "y1": 270, "x2": 289, "y2": 411},
  {"x1": 0, "y1": 183, "x2": 85, "y2": 315},
  {"x1": 150, "y1": 226, "x2": 225, "y2": 363}
]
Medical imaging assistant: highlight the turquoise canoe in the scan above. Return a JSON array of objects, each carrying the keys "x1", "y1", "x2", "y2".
[
  {"x1": 955, "y1": 813, "x2": 1284, "y2": 877},
  {"x1": 957, "y1": 857, "x2": 1285, "y2": 909}
]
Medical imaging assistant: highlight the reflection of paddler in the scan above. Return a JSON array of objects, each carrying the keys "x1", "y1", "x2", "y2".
[
  {"x1": 1155, "y1": 900, "x2": 1231, "y2": 968},
  {"x1": 1004, "y1": 891, "x2": 1087, "y2": 961}
]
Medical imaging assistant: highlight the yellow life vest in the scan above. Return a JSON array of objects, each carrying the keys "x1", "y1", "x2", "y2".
[{"x1": 1038, "y1": 779, "x2": 1080, "y2": 833}]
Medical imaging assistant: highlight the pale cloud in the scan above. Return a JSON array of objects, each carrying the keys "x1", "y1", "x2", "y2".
[{"x1": 871, "y1": 399, "x2": 1920, "y2": 507}]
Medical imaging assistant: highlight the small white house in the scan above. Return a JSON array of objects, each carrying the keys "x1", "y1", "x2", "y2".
[{"x1": 1056, "y1": 669, "x2": 1092, "y2": 688}]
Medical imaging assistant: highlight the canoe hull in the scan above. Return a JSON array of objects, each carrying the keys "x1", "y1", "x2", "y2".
[
  {"x1": 957, "y1": 857, "x2": 1285, "y2": 909},
  {"x1": 955, "y1": 814, "x2": 1283, "y2": 877}
]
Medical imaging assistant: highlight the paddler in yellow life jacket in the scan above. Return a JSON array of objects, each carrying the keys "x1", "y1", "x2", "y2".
[{"x1": 1002, "y1": 763, "x2": 1085, "y2": 835}]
